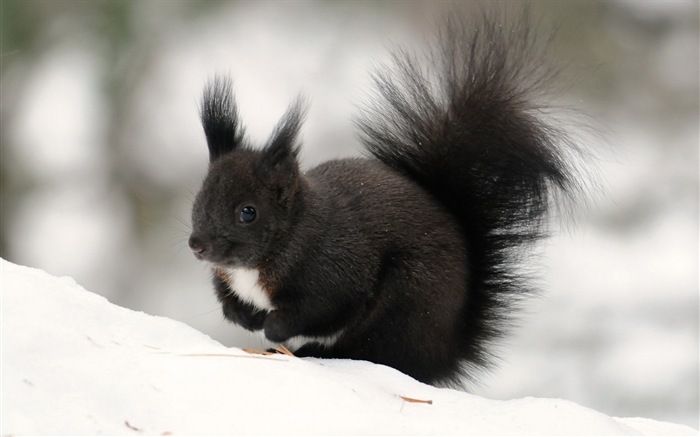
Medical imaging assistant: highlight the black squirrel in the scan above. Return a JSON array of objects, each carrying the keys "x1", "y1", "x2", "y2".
[{"x1": 188, "y1": 12, "x2": 583, "y2": 386}]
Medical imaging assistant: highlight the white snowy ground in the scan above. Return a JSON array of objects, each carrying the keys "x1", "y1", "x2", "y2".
[{"x1": 1, "y1": 259, "x2": 696, "y2": 436}]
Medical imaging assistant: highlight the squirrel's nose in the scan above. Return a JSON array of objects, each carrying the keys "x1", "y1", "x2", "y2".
[{"x1": 188, "y1": 235, "x2": 209, "y2": 258}]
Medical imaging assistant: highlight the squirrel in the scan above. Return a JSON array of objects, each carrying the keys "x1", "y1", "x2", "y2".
[{"x1": 188, "y1": 11, "x2": 583, "y2": 386}]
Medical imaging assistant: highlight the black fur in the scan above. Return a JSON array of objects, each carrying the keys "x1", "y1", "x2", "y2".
[
  {"x1": 199, "y1": 75, "x2": 246, "y2": 162},
  {"x1": 189, "y1": 12, "x2": 582, "y2": 386}
]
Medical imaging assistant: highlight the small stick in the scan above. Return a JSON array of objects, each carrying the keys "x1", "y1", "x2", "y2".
[
  {"x1": 275, "y1": 344, "x2": 296, "y2": 357},
  {"x1": 125, "y1": 420, "x2": 141, "y2": 431},
  {"x1": 177, "y1": 353, "x2": 283, "y2": 361},
  {"x1": 85, "y1": 335, "x2": 103, "y2": 347},
  {"x1": 399, "y1": 395, "x2": 433, "y2": 405},
  {"x1": 242, "y1": 348, "x2": 276, "y2": 356}
]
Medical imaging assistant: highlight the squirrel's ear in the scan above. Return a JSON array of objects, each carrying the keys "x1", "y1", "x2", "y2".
[
  {"x1": 257, "y1": 98, "x2": 306, "y2": 187},
  {"x1": 199, "y1": 75, "x2": 246, "y2": 162}
]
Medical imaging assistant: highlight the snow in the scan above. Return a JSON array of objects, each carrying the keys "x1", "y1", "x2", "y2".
[{"x1": 1, "y1": 258, "x2": 696, "y2": 436}]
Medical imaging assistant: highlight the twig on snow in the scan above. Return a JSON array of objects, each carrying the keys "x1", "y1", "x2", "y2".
[{"x1": 398, "y1": 395, "x2": 433, "y2": 405}]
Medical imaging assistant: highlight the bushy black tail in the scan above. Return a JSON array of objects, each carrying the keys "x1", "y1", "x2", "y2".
[{"x1": 357, "y1": 11, "x2": 582, "y2": 383}]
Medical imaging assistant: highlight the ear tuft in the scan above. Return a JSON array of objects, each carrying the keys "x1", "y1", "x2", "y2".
[
  {"x1": 258, "y1": 98, "x2": 307, "y2": 175},
  {"x1": 199, "y1": 75, "x2": 246, "y2": 162}
]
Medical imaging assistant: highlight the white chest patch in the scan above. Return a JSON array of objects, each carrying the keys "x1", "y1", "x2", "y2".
[{"x1": 223, "y1": 267, "x2": 274, "y2": 311}]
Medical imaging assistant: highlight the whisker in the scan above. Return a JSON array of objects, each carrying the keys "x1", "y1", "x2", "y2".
[{"x1": 183, "y1": 306, "x2": 221, "y2": 320}]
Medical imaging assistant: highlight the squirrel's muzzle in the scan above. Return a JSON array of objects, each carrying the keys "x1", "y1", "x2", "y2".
[{"x1": 188, "y1": 234, "x2": 209, "y2": 260}]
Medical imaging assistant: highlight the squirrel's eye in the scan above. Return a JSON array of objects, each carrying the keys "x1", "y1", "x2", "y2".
[{"x1": 240, "y1": 206, "x2": 257, "y2": 223}]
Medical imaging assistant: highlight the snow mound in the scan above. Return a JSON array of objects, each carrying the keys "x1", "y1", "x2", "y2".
[{"x1": 1, "y1": 259, "x2": 697, "y2": 436}]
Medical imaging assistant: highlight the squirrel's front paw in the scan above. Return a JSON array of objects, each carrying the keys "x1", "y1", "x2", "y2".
[
  {"x1": 263, "y1": 311, "x2": 293, "y2": 343},
  {"x1": 221, "y1": 300, "x2": 267, "y2": 331}
]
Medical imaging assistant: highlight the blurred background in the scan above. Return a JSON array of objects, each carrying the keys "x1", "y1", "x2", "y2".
[{"x1": 1, "y1": 0, "x2": 697, "y2": 428}]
